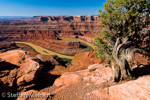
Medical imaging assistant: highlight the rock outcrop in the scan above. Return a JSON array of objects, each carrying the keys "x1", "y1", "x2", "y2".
[
  {"x1": 10, "y1": 61, "x2": 150, "y2": 100},
  {"x1": 40, "y1": 62, "x2": 150, "y2": 100},
  {"x1": 89, "y1": 75, "x2": 150, "y2": 100},
  {"x1": 0, "y1": 49, "x2": 149, "y2": 100},
  {"x1": 69, "y1": 49, "x2": 102, "y2": 71},
  {"x1": 0, "y1": 50, "x2": 63, "y2": 99},
  {"x1": 50, "y1": 63, "x2": 112, "y2": 99},
  {"x1": 54, "y1": 64, "x2": 112, "y2": 88},
  {"x1": 15, "y1": 63, "x2": 112, "y2": 100},
  {"x1": 0, "y1": 50, "x2": 41, "y2": 99}
]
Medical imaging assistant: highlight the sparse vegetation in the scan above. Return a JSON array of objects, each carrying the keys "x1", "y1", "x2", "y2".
[
  {"x1": 61, "y1": 58, "x2": 72, "y2": 69},
  {"x1": 43, "y1": 50, "x2": 49, "y2": 54}
]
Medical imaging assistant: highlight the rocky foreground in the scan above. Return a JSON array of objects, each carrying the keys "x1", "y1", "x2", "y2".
[{"x1": 0, "y1": 49, "x2": 150, "y2": 100}]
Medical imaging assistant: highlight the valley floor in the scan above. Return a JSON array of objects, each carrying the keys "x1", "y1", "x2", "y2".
[{"x1": 15, "y1": 38, "x2": 95, "y2": 59}]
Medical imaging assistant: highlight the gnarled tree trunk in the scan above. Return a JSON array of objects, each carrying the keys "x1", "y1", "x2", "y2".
[{"x1": 111, "y1": 37, "x2": 150, "y2": 82}]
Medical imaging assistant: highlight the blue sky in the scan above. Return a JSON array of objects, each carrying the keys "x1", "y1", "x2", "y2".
[{"x1": 0, "y1": 0, "x2": 106, "y2": 16}]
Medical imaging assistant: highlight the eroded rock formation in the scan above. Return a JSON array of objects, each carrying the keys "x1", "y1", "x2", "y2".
[
  {"x1": 0, "y1": 50, "x2": 67, "y2": 99},
  {"x1": 0, "y1": 50, "x2": 41, "y2": 98}
]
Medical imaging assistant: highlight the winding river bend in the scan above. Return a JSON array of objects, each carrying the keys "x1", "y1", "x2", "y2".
[{"x1": 15, "y1": 38, "x2": 95, "y2": 59}]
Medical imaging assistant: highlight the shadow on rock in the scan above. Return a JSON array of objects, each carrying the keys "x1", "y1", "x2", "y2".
[
  {"x1": 33, "y1": 57, "x2": 61, "y2": 90},
  {"x1": 133, "y1": 64, "x2": 150, "y2": 78},
  {"x1": 4, "y1": 62, "x2": 20, "y2": 71},
  {"x1": 35, "y1": 70, "x2": 60, "y2": 90}
]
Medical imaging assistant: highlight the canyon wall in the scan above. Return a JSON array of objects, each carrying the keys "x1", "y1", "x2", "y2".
[
  {"x1": 0, "y1": 15, "x2": 102, "y2": 38},
  {"x1": 0, "y1": 15, "x2": 102, "y2": 54},
  {"x1": 0, "y1": 23, "x2": 101, "y2": 37}
]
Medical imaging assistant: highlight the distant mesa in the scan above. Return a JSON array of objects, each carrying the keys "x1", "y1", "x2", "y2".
[
  {"x1": 38, "y1": 15, "x2": 100, "y2": 22},
  {"x1": 40, "y1": 16, "x2": 49, "y2": 22}
]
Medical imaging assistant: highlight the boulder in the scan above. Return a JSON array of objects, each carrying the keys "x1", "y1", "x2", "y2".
[
  {"x1": 53, "y1": 64, "x2": 112, "y2": 94},
  {"x1": 0, "y1": 50, "x2": 26, "y2": 65}
]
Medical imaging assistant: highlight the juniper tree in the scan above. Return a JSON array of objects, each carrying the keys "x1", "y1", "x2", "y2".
[{"x1": 94, "y1": 0, "x2": 150, "y2": 82}]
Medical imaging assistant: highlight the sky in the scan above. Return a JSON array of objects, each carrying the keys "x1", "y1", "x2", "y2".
[{"x1": 0, "y1": 0, "x2": 106, "y2": 16}]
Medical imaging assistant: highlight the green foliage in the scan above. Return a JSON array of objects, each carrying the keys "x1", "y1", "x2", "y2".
[
  {"x1": 94, "y1": 36, "x2": 108, "y2": 60},
  {"x1": 100, "y1": 0, "x2": 150, "y2": 37},
  {"x1": 94, "y1": 28, "x2": 115, "y2": 63},
  {"x1": 94, "y1": 0, "x2": 150, "y2": 63}
]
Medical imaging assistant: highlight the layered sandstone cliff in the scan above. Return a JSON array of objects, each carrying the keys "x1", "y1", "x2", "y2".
[
  {"x1": 0, "y1": 15, "x2": 102, "y2": 38},
  {"x1": 38, "y1": 15, "x2": 100, "y2": 22}
]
